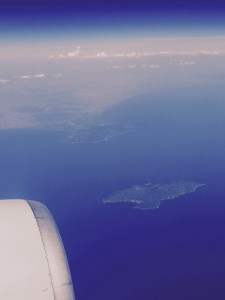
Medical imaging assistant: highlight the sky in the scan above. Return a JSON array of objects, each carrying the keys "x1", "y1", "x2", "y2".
[
  {"x1": 0, "y1": 0, "x2": 225, "y2": 37},
  {"x1": 1, "y1": 0, "x2": 224, "y2": 57},
  {"x1": 1, "y1": 0, "x2": 224, "y2": 11}
]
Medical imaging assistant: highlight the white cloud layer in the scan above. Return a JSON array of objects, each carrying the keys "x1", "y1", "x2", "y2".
[
  {"x1": 0, "y1": 73, "x2": 63, "y2": 85},
  {"x1": 50, "y1": 46, "x2": 81, "y2": 59},
  {"x1": 107, "y1": 64, "x2": 160, "y2": 70},
  {"x1": 169, "y1": 59, "x2": 197, "y2": 66},
  {"x1": 49, "y1": 46, "x2": 225, "y2": 60}
]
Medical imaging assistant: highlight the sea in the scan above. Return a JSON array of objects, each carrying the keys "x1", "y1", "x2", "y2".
[{"x1": 0, "y1": 92, "x2": 225, "y2": 300}]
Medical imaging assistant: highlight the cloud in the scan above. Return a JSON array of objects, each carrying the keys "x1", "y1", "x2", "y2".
[
  {"x1": 1, "y1": 73, "x2": 47, "y2": 84},
  {"x1": 127, "y1": 64, "x2": 160, "y2": 69},
  {"x1": 20, "y1": 75, "x2": 31, "y2": 79},
  {"x1": 141, "y1": 64, "x2": 160, "y2": 69},
  {"x1": 50, "y1": 46, "x2": 81, "y2": 59},
  {"x1": 52, "y1": 73, "x2": 62, "y2": 77},
  {"x1": 34, "y1": 74, "x2": 45, "y2": 78},
  {"x1": 96, "y1": 52, "x2": 108, "y2": 58},
  {"x1": 170, "y1": 59, "x2": 197, "y2": 66},
  {"x1": 49, "y1": 48, "x2": 225, "y2": 61},
  {"x1": 16, "y1": 74, "x2": 46, "y2": 79},
  {"x1": 123, "y1": 52, "x2": 137, "y2": 58},
  {"x1": 0, "y1": 79, "x2": 9, "y2": 84},
  {"x1": 67, "y1": 46, "x2": 81, "y2": 57},
  {"x1": 107, "y1": 64, "x2": 160, "y2": 70},
  {"x1": 178, "y1": 61, "x2": 196, "y2": 66},
  {"x1": 149, "y1": 64, "x2": 160, "y2": 68}
]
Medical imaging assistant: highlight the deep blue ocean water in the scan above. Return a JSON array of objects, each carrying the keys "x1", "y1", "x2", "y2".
[{"x1": 0, "y1": 92, "x2": 225, "y2": 299}]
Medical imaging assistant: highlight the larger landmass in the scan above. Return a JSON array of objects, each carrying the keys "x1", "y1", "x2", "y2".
[{"x1": 103, "y1": 180, "x2": 205, "y2": 210}]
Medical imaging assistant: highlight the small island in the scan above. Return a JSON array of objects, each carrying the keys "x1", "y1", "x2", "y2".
[
  {"x1": 103, "y1": 180, "x2": 205, "y2": 210},
  {"x1": 66, "y1": 123, "x2": 132, "y2": 144}
]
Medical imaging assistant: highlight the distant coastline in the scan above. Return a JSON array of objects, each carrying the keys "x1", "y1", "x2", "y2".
[{"x1": 103, "y1": 181, "x2": 205, "y2": 210}]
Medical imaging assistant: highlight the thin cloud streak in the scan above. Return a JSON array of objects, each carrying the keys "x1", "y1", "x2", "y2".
[
  {"x1": 34, "y1": 73, "x2": 45, "y2": 78},
  {"x1": 52, "y1": 73, "x2": 62, "y2": 77},
  {"x1": 49, "y1": 47, "x2": 225, "y2": 60},
  {"x1": 0, "y1": 73, "x2": 62, "y2": 85},
  {"x1": 178, "y1": 61, "x2": 196, "y2": 65},
  {"x1": 15, "y1": 74, "x2": 46, "y2": 79},
  {"x1": 107, "y1": 64, "x2": 160, "y2": 69}
]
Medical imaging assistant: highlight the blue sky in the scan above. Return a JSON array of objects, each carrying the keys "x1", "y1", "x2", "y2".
[
  {"x1": 1, "y1": 10, "x2": 225, "y2": 44},
  {"x1": 1, "y1": 0, "x2": 225, "y2": 34},
  {"x1": 1, "y1": 0, "x2": 224, "y2": 10}
]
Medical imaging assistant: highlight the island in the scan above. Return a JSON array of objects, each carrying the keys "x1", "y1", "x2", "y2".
[
  {"x1": 103, "y1": 180, "x2": 205, "y2": 210},
  {"x1": 65, "y1": 123, "x2": 133, "y2": 144}
]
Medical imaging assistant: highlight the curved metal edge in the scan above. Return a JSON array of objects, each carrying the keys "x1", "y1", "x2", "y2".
[{"x1": 27, "y1": 200, "x2": 75, "y2": 300}]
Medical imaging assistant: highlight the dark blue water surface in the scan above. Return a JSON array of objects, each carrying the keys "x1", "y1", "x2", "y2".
[{"x1": 0, "y1": 92, "x2": 225, "y2": 300}]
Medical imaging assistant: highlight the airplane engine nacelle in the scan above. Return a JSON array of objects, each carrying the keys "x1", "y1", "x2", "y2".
[{"x1": 0, "y1": 199, "x2": 75, "y2": 300}]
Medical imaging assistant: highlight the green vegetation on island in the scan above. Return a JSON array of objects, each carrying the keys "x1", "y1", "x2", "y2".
[{"x1": 103, "y1": 180, "x2": 205, "y2": 210}]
